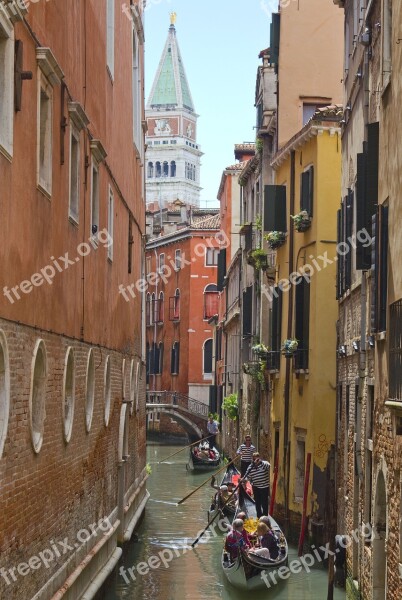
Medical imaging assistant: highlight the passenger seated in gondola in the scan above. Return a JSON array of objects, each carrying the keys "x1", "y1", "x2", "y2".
[
  {"x1": 208, "y1": 448, "x2": 216, "y2": 460},
  {"x1": 248, "y1": 521, "x2": 280, "y2": 560},
  {"x1": 193, "y1": 447, "x2": 201, "y2": 457},
  {"x1": 224, "y1": 519, "x2": 251, "y2": 561}
]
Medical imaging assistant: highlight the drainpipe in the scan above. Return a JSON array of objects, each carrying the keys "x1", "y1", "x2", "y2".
[{"x1": 283, "y1": 150, "x2": 295, "y2": 532}]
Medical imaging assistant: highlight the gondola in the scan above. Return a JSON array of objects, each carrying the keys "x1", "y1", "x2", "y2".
[
  {"x1": 189, "y1": 442, "x2": 220, "y2": 471},
  {"x1": 209, "y1": 463, "x2": 252, "y2": 519},
  {"x1": 221, "y1": 484, "x2": 288, "y2": 591}
]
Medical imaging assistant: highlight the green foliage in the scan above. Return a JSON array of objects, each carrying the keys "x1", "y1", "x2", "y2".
[
  {"x1": 264, "y1": 231, "x2": 286, "y2": 249},
  {"x1": 146, "y1": 463, "x2": 152, "y2": 475},
  {"x1": 254, "y1": 214, "x2": 263, "y2": 231},
  {"x1": 256, "y1": 138, "x2": 263, "y2": 153},
  {"x1": 222, "y1": 393, "x2": 238, "y2": 421},
  {"x1": 282, "y1": 339, "x2": 298, "y2": 354},
  {"x1": 291, "y1": 210, "x2": 311, "y2": 231},
  {"x1": 247, "y1": 248, "x2": 268, "y2": 271}
]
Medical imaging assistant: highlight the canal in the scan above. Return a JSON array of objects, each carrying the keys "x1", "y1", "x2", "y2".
[{"x1": 100, "y1": 444, "x2": 346, "y2": 599}]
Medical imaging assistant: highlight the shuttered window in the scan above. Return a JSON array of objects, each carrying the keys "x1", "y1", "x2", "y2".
[
  {"x1": 295, "y1": 277, "x2": 310, "y2": 370},
  {"x1": 268, "y1": 287, "x2": 282, "y2": 370},
  {"x1": 345, "y1": 190, "x2": 354, "y2": 291},
  {"x1": 371, "y1": 205, "x2": 388, "y2": 333},
  {"x1": 242, "y1": 286, "x2": 253, "y2": 337},
  {"x1": 300, "y1": 167, "x2": 314, "y2": 217},
  {"x1": 171, "y1": 342, "x2": 180, "y2": 375},
  {"x1": 217, "y1": 248, "x2": 226, "y2": 292},
  {"x1": 270, "y1": 13, "x2": 280, "y2": 69},
  {"x1": 389, "y1": 300, "x2": 402, "y2": 402},
  {"x1": 264, "y1": 185, "x2": 287, "y2": 232},
  {"x1": 336, "y1": 209, "x2": 342, "y2": 299}
]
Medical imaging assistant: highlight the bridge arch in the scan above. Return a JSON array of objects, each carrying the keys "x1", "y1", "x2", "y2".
[{"x1": 146, "y1": 406, "x2": 203, "y2": 441}]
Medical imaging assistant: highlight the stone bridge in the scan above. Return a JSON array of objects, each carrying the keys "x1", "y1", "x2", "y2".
[{"x1": 146, "y1": 390, "x2": 209, "y2": 441}]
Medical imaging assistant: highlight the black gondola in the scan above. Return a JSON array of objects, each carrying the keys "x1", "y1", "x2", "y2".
[{"x1": 189, "y1": 442, "x2": 220, "y2": 471}]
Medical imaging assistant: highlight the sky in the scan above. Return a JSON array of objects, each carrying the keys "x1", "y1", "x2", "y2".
[{"x1": 144, "y1": 0, "x2": 276, "y2": 207}]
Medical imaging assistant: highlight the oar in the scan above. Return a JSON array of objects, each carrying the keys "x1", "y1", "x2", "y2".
[
  {"x1": 176, "y1": 456, "x2": 239, "y2": 505},
  {"x1": 190, "y1": 483, "x2": 240, "y2": 548},
  {"x1": 158, "y1": 436, "x2": 210, "y2": 464}
]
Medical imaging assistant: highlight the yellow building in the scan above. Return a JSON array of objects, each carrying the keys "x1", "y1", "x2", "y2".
[{"x1": 264, "y1": 107, "x2": 342, "y2": 543}]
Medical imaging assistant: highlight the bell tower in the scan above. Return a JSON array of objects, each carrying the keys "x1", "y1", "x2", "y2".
[{"x1": 145, "y1": 16, "x2": 202, "y2": 207}]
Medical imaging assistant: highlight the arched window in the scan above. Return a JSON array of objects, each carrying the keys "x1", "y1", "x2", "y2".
[
  {"x1": 203, "y1": 339, "x2": 213, "y2": 375},
  {"x1": 170, "y1": 161, "x2": 176, "y2": 177},
  {"x1": 163, "y1": 161, "x2": 169, "y2": 176},
  {"x1": 63, "y1": 347, "x2": 75, "y2": 443},
  {"x1": 155, "y1": 161, "x2": 161, "y2": 178},
  {"x1": 146, "y1": 293, "x2": 151, "y2": 326},
  {"x1": 171, "y1": 342, "x2": 180, "y2": 374},
  {"x1": 29, "y1": 340, "x2": 47, "y2": 453},
  {"x1": 158, "y1": 291, "x2": 164, "y2": 323},
  {"x1": 0, "y1": 330, "x2": 10, "y2": 459},
  {"x1": 151, "y1": 292, "x2": 156, "y2": 325},
  {"x1": 204, "y1": 284, "x2": 219, "y2": 319},
  {"x1": 85, "y1": 349, "x2": 95, "y2": 432},
  {"x1": 147, "y1": 162, "x2": 154, "y2": 178},
  {"x1": 193, "y1": 165, "x2": 196, "y2": 181},
  {"x1": 185, "y1": 162, "x2": 188, "y2": 179},
  {"x1": 169, "y1": 288, "x2": 180, "y2": 320},
  {"x1": 158, "y1": 342, "x2": 164, "y2": 374}
]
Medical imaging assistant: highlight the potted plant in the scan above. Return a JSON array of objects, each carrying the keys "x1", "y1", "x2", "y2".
[
  {"x1": 264, "y1": 231, "x2": 286, "y2": 250},
  {"x1": 281, "y1": 339, "x2": 298, "y2": 358},
  {"x1": 222, "y1": 393, "x2": 238, "y2": 420},
  {"x1": 291, "y1": 210, "x2": 311, "y2": 232},
  {"x1": 246, "y1": 248, "x2": 268, "y2": 271},
  {"x1": 252, "y1": 342, "x2": 269, "y2": 357}
]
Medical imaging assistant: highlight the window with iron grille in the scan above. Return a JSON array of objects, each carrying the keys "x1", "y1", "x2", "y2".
[
  {"x1": 204, "y1": 284, "x2": 219, "y2": 319},
  {"x1": 169, "y1": 289, "x2": 180, "y2": 321},
  {"x1": 295, "y1": 276, "x2": 310, "y2": 370},
  {"x1": 389, "y1": 300, "x2": 402, "y2": 402}
]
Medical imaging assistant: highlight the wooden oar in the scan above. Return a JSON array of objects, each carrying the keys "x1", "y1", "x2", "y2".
[
  {"x1": 177, "y1": 456, "x2": 239, "y2": 505},
  {"x1": 158, "y1": 436, "x2": 210, "y2": 464},
  {"x1": 191, "y1": 482, "x2": 240, "y2": 548}
]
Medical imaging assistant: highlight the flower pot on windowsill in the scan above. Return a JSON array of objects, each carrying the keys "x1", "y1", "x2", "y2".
[
  {"x1": 246, "y1": 249, "x2": 268, "y2": 271},
  {"x1": 283, "y1": 351, "x2": 295, "y2": 358},
  {"x1": 281, "y1": 339, "x2": 298, "y2": 357},
  {"x1": 291, "y1": 210, "x2": 311, "y2": 232},
  {"x1": 264, "y1": 231, "x2": 286, "y2": 250}
]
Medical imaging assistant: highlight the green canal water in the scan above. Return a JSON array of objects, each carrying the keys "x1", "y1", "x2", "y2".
[{"x1": 100, "y1": 444, "x2": 346, "y2": 599}]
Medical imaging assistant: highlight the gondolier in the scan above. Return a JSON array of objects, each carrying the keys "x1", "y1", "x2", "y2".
[
  {"x1": 206, "y1": 415, "x2": 219, "y2": 449},
  {"x1": 243, "y1": 452, "x2": 270, "y2": 518},
  {"x1": 236, "y1": 435, "x2": 256, "y2": 476}
]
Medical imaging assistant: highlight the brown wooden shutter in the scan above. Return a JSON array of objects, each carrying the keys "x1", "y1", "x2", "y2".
[{"x1": 264, "y1": 185, "x2": 287, "y2": 232}]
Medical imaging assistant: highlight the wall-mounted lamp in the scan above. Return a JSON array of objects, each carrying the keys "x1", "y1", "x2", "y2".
[
  {"x1": 368, "y1": 335, "x2": 375, "y2": 348},
  {"x1": 338, "y1": 345, "x2": 347, "y2": 357},
  {"x1": 352, "y1": 340, "x2": 360, "y2": 352},
  {"x1": 356, "y1": 69, "x2": 363, "y2": 79}
]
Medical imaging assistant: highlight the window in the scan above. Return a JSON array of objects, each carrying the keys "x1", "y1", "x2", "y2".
[
  {"x1": 217, "y1": 249, "x2": 227, "y2": 291},
  {"x1": 132, "y1": 29, "x2": 142, "y2": 151},
  {"x1": 104, "y1": 356, "x2": 111, "y2": 426},
  {"x1": 157, "y1": 292, "x2": 164, "y2": 323},
  {"x1": 205, "y1": 247, "x2": 219, "y2": 266},
  {"x1": 163, "y1": 161, "x2": 169, "y2": 176},
  {"x1": 158, "y1": 342, "x2": 164, "y2": 374},
  {"x1": 337, "y1": 191, "x2": 354, "y2": 297},
  {"x1": 389, "y1": 300, "x2": 402, "y2": 402},
  {"x1": 150, "y1": 292, "x2": 156, "y2": 325},
  {"x1": 146, "y1": 342, "x2": 150, "y2": 384},
  {"x1": 300, "y1": 166, "x2": 314, "y2": 216},
  {"x1": 170, "y1": 161, "x2": 176, "y2": 177},
  {"x1": 0, "y1": 19, "x2": 14, "y2": 158},
  {"x1": 37, "y1": 75, "x2": 53, "y2": 195},
  {"x1": 295, "y1": 276, "x2": 310, "y2": 370},
  {"x1": 175, "y1": 249, "x2": 182, "y2": 270},
  {"x1": 171, "y1": 342, "x2": 180, "y2": 374},
  {"x1": 268, "y1": 286, "x2": 283, "y2": 371},
  {"x1": 263, "y1": 185, "x2": 287, "y2": 232},
  {"x1": 203, "y1": 339, "x2": 213, "y2": 376},
  {"x1": 107, "y1": 186, "x2": 114, "y2": 260},
  {"x1": 29, "y1": 340, "x2": 47, "y2": 453},
  {"x1": 371, "y1": 204, "x2": 388, "y2": 333},
  {"x1": 0, "y1": 330, "x2": 10, "y2": 459},
  {"x1": 86, "y1": 349, "x2": 95, "y2": 432},
  {"x1": 63, "y1": 347, "x2": 75, "y2": 443},
  {"x1": 169, "y1": 289, "x2": 180, "y2": 321},
  {"x1": 69, "y1": 125, "x2": 80, "y2": 222},
  {"x1": 146, "y1": 293, "x2": 151, "y2": 326},
  {"x1": 294, "y1": 435, "x2": 306, "y2": 500},
  {"x1": 204, "y1": 284, "x2": 219, "y2": 319},
  {"x1": 158, "y1": 253, "x2": 165, "y2": 273},
  {"x1": 106, "y1": 0, "x2": 114, "y2": 79},
  {"x1": 147, "y1": 162, "x2": 154, "y2": 178},
  {"x1": 90, "y1": 158, "x2": 100, "y2": 237},
  {"x1": 156, "y1": 161, "x2": 161, "y2": 177}
]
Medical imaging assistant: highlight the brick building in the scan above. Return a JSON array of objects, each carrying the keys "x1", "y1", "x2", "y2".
[
  {"x1": 0, "y1": 1, "x2": 147, "y2": 598},
  {"x1": 334, "y1": 0, "x2": 402, "y2": 598}
]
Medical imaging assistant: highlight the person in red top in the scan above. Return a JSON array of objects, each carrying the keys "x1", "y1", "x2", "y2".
[{"x1": 224, "y1": 519, "x2": 250, "y2": 561}]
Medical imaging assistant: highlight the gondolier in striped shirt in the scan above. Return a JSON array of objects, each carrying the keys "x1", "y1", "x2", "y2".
[
  {"x1": 236, "y1": 435, "x2": 256, "y2": 476},
  {"x1": 243, "y1": 452, "x2": 270, "y2": 518}
]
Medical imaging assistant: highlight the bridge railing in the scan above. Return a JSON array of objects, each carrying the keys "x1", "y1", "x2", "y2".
[{"x1": 146, "y1": 390, "x2": 209, "y2": 420}]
